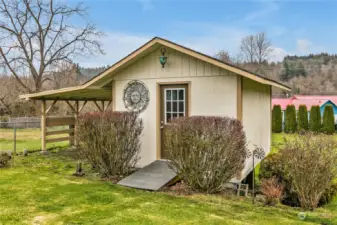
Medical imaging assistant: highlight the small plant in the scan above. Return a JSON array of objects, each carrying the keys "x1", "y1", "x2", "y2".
[
  {"x1": 297, "y1": 105, "x2": 308, "y2": 132},
  {"x1": 77, "y1": 111, "x2": 143, "y2": 177},
  {"x1": 272, "y1": 105, "x2": 282, "y2": 133},
  {"x1": 309, "y1": 105, "x2": 321, "y2": 132},
  {"x1": 284, "y1": 105, "x2": 296, "y2": 133},
  {"x1": 322, "y1": 105, "x2": 335, "y2": 134},
  {"x1": 164, "y1": 116, "x2": 248, "y2": 194},
  {"x1": 260, "y1": 177, "x2": 284, "y2": 206},
  {"x1": 0, "y1": 152, "x2": 11, "y2": 167}
]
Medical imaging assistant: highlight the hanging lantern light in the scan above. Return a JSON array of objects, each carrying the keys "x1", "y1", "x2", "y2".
[{"x1": 159, "y1": 47, "x2": 167, "y2": 68}]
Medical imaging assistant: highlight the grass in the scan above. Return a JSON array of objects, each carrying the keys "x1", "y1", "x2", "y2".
[
  {"x1": 0, "y1": 128, "x2": 68, "y2": 152},
  {"x1": 0, "y1": 148, "x2": 336, "y2": 225},
  {"x1": 0, "y1": 130, "x2": 336, "y2": 224}
]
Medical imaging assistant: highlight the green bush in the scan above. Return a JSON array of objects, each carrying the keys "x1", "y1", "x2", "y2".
[
  {"x1": 284, "y1": 105, "x2": 296, "y2": 133},
  {"x1": 319, "y1": 182, "x2": 337, "y2": 206},
  {"x1": 309, "y1": 106, "x2": 321, "y2": 132},
  {"x1": 77, "y1": 111, "x2": 143, "y2": 177},
  {"x1": 164, "y1": 116, "x2": 248, "y2": 194},
  {"x1": 259, "y1": 153, "x2": 299, "y2": 207},
  {"x1": 322, "y1": 105, "x2": 335, "y2": 134},
  {"x1": 272, "y1": 105, "x2": 282, "y2": 133},
  {"x1": 0, "y1": 152, "x2": 11, "y2": 167},
  {"x1": 297, "y1": 105, "x2": 308, "y2": 132}
]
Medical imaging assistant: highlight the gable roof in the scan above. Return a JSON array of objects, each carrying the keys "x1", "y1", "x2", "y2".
[{"x1": 20, "y1": 37, "x2": 290, "y2": 100}]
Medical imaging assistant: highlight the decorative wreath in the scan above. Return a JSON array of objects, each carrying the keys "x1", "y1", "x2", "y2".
[{"x1": 123, "y1": 80, "x2": 150, "y2": 113}]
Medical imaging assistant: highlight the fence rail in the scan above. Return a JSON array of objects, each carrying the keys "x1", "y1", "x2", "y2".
[{"x1": 0, "y1": 117, "x2": 40, "y2": 128}]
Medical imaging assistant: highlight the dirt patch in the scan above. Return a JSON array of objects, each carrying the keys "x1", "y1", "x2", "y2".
[{"x1": 161, "y1": 181, "x2": 196, "y2": 196}]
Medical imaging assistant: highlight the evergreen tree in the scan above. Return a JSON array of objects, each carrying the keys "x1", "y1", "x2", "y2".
[
  {"x1": 272, "y1": 105, "x2": 282, "y2": 133},
  {"x1": 297, "y1": 105, "x2": 308, "y2": 131},
  {"x1": 309, "y1": 106, "x2": 321, "y2": 132},
  {"x1": 322, "y1": 105, "x2": 335, "y2": 134},
  {"x1": 284, "y1": 105, "x2": 297, "y2": 133}
]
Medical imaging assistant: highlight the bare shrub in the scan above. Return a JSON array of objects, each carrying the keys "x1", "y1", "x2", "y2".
[
  {"x1": 260, "y1": 177, "x2": 284, "y2": 206},
  {"x1": 164, "y1": 116, "x2": 248, "y2": 193},
  {"x1": 77, "y1": 111, "x2": 143, "y2": 177},
  {"x1": 280, "y1": 133, "x2": 337, "y2": 210}
]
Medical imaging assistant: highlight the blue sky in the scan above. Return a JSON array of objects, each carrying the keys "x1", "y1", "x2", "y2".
[{"x1": 73, "y1": 0, "x2": 337, "y2": 67}]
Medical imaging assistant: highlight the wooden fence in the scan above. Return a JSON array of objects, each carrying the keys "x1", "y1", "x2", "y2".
[
  {"x1": 0, "y1": 117, "x2": 40, "y2": 128},
  {"x1": 44, "y1": 116, "x2": 75, "y2": 146}
]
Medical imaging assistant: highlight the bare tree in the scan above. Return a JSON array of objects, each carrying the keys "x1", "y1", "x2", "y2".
[
  {"x1": 240, "y1": 34, "x2": 256, "y2": 63},
  {"x1": 240, "y1": 32, "x2": 273, "y2": 64},
  {"x1": 255, "y1": 32, "x2": 273, "y2": 63},
  {"x1": 216, "y1": 50, "x2": 232, "y2": 63},
  {"x1": 0, "y1": 0, "x2": 104, "y2": 93}
]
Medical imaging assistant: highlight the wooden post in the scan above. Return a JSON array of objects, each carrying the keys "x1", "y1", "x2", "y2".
[
  {"x1": 41, "y1": 100, "x2": 46, "y2": 152},
  {"x1": 74, "y1": 101, "x2": 79, "y2": 146}
]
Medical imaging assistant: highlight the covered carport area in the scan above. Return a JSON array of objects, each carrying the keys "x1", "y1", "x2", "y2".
[{"x1": 20, "y1": 86, "x2": 112, "y2": 152}]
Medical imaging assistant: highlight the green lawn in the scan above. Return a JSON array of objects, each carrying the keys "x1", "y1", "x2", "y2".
[
  {"x1": 0, "y1": 131, "x2": 336, "y2": 224},
  {"x1": 0, "y1": 128, "x2": 68, "y2": 152}
]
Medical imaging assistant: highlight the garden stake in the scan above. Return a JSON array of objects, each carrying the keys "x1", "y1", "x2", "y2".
[{"x1": 252, "y1": 146, "x2": 265, "y2": 205}]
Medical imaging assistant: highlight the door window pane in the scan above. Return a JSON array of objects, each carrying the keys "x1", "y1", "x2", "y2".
[
  {"x1": 166, "y1": 90, "x2": 171, "y2": 100},
  {"x1": 179, "y1": 90, "x2": 184, "y2": 100},
  {"x1": 172, "y1": 90, "x2": 178, "y2": 100},
  {"x1": 166, "y1": 113, "x2": 172, "y2": 122},
  {"x1": 179, "y1": 102, "x2": 184, "y2": 112},
  {"x1": 172, "y1": 113, "x2": 178, "y2": 119},
  {"x1": 166, "y1": 102, "x2": 171, "y2": 112},
  {"x1": 179, "y1": 113, "x2": 184, "y2": 117},
  {"x1": 172, "y1": 102, "x2": 178, "y2": 112}
]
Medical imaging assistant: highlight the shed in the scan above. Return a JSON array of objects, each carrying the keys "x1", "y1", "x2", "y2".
[{"x1": 20, "y1": 37, "x2": 290, "y2": 181}]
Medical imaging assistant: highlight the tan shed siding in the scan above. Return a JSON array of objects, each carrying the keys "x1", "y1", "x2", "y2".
[
  {"x1": 113, "y1": 47, "x2": 238, "y2": 167},
  {"x1": 241, "y1": 78, "x2": 271, "y2": 178}
]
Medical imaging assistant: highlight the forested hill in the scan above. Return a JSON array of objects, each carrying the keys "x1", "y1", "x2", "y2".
[{"x1": 235, "y1": 53, "x2": 337, "y2": 97}]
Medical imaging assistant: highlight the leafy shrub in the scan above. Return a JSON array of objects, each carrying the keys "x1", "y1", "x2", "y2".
[
  {"x1": 77, "y1": 111, "x2": 143, "y2": 177},
  {"x1": 284, "y1": 105, "x2": 296, "y2": 133},
  {"x1": 319, "y1": 182, "x2": 337, "y2": 206},
  {"x1": 280, "y1": 134, "x2": 337, "y2": 210},
  {"x1": 322, "y1": 105, "x2": 335, "y2": 134},
  {"x1": 0, "y1": 152, "x2": 11, "y2": 167},
  {"x1": 297, "y1": 105, "x2": 308, "y2": 132},
  {"x1": 272, "y1": 105, "x2": 282, "y2": 133},
  {"x1": 309, "y1": 106, "x2": 321, "y2": 132},
  {"x1": 259, "y1": 153, "x2": 299, "y2": 206},
  {"x1": 164, "y1": 116, "x2": 248, "y2": 194},
  {"x1": 260, "y1": 177, "x2": 284, "y2": 206}
]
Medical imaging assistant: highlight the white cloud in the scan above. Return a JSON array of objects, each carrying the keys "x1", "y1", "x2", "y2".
[
  {"x1": 296, "y1": 39, "x2": 312, "y2": 53},
  {"x1": 270, "y1": 47, "x2": 288, "y2": 62}
]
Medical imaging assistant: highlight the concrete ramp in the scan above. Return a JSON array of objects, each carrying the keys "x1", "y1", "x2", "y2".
[{"x1": 118, "y1": 160, "x2": 177, "y2": 191}]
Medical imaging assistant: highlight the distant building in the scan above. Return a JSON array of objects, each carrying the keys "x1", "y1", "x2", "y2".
[{"x1": 272, "y1": 95, "x2": 337, "y2": 123}]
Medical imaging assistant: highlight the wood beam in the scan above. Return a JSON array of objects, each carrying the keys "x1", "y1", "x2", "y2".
[
  {"x1": 74, "y1": 101, "x2": 79, "y2": 146},
  {"x1": 104, "y1": 101, "x2": 112, "y2": 111},
  {"x1": 65, "y1": 100, "x2": 76, "y2": 113},
  {"x1": 94, "y1": 101, "x2": 103, "y2": 112},
  {"x1": 46, "y1": 100, "x2": 58, "y2": 114},
  {"x1": 41, "y1": 100, "x2": 46, "y2": 151},
  {"x1": 78, "y1": 101, "x2": 87, "y2": 113}
]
